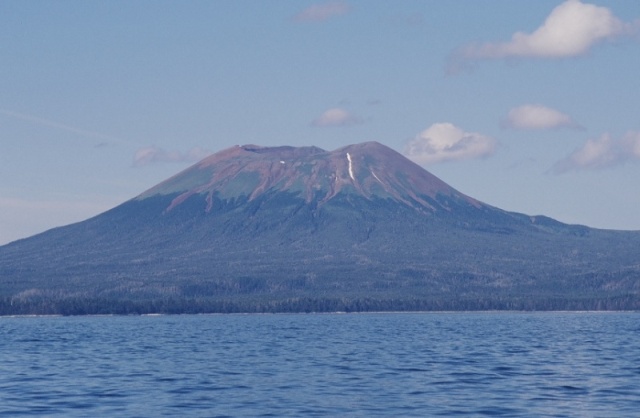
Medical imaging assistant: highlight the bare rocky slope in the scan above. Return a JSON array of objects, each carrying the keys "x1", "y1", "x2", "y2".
[{"x1": 1, "y1": 142, "x2": 638, "y2": 314}]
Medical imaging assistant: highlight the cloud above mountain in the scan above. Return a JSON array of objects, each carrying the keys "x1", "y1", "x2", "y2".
[
  {"x1": 504, "y1": 104, "x2": 580, "y2": 130},
  {"x1": 552, "y1": 131, "x2": 640, "y2": 173},
  {"x1": 133, "y1": 146, "x2": 212, "y2": 167},
  {"x1": 404, "y1": 122, "x2": 497, "y2": 164},
  {"x1": 311, "y1": 108, "x2": 362, "y2": 127},
  {"x1": 448, "y1": 0, "x2": 639, "y2": 73},
  {"x1": 293, "y1": 1, "x2": 350, "y2": 22}
]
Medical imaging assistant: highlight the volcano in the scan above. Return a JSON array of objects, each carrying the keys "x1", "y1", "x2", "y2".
[{"x1": 1, "y1": 142, "x2": 639, "y2": 314}]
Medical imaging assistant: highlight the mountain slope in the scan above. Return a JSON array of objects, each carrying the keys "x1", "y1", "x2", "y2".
[{"x1": 1, "y1": 142, "x2": 638, "y2": 314}]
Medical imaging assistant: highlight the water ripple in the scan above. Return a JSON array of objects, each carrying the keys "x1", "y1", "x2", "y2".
[{"x1": 1, "y1": 312, "x2": 639, "y2": 417}]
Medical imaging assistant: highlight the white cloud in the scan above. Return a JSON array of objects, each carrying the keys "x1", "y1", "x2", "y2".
[
  {"x1": 449, "y1": 0, "x2": 638, "y2": 72},
  {"x1": 504, "y1": 104, "x2": 579, "y2": 130},
  {"x1": 556, "y1": 133, "x2": 617, "y2": 171},
  {"x1": 294, "y1": 1, "x2": 350, "y2": 22},
  {"x1": 552, "y1": 131, "x2": 640, "y2": 173},
  {"x1": 133, "y1": 146, "x2": 212, "y2": 167},
  {"x1": 311, "y1": 108, "x2": 362, "y2": 127},
  {"x1": 623, "y1": 132, "x2": 640, "y2": 158},
  {"x1": 404, "y1": 122, "x2": 497, "y2": 164}
]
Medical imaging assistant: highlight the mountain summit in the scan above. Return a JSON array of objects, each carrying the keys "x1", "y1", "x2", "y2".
[
  {"x1": 137, "y1": 141, "x2": 479, "y2": 214},
  {"x1": 1, "y1": 142, "x2": 638, "y2": 314}
]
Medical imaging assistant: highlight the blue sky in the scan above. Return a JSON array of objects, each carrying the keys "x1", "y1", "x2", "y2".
[{"x1": 2, "y1": 0, "x2": 640, "y2": 244}]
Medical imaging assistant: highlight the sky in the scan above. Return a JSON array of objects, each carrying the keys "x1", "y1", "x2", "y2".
[{"x1": 1, "y1": 0, "x2": 640, "y2": 245}]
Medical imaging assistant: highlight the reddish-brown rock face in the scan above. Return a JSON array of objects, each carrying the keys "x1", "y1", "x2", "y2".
[{"x1": 137, "y1": 141, "x2": 481, "y2": 214}]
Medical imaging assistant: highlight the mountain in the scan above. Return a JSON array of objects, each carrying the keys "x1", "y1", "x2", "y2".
[{"x1": 1, "y1": 141, "x2": 639, "y2": 314}]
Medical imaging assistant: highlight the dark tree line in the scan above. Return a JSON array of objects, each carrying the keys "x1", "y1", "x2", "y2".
[{"x1": 1, "y1": 294, "x2": 638, "y2": 316}]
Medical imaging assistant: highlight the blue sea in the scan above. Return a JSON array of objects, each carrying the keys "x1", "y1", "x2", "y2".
[{"x1": 1, "y1": 312, "x2": 639, "y2": 417}]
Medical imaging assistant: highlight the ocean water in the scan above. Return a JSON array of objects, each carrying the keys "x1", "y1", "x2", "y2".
[{"x1": 1, "y1": 312, "x2": 639, "y2": 417}]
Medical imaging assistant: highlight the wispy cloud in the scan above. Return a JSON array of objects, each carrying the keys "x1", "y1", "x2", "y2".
[
  {"x1": 503, "y1": 104, "x2": 580, "y2": 130},
  {"x1": 293, "y1": 1, "x2": 350, "y2": 22},
  {"x1": 404, "y1": 122, "x2": 497, "y2": 164},
  {"x1": 448, "y1": 0, "x2": 639, "y2": 73},
  {"x1": 0, "y1": 108, "x2": 128, "y2": 145},
  {"x1": 310, "y1": 108, "x2": 362, "y2": 127},
  {"x1": 133, "y1": 146, "x2": 212, "y2": 167},
  {"x1": 552, "y1": 131, "x2": 640, "y2": 173}
]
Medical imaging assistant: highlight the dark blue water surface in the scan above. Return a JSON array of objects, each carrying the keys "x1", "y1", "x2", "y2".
[{"x1": 1, "y1": 312, "x2": 639, "y2": 417}]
